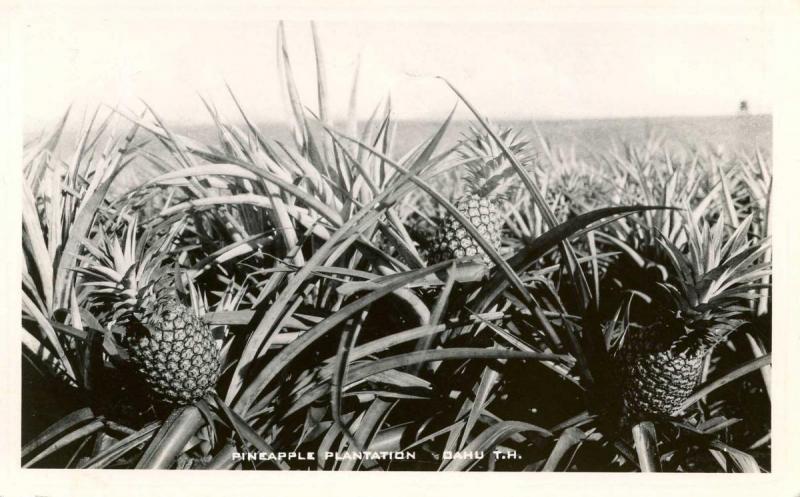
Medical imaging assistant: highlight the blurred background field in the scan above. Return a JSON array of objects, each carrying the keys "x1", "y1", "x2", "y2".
[
  {"x1": 179, "y1": 114, "x2": 772, "y2": 156},
  {"x1": 30, "y1": 113, "x2": 769, "y2": 199}
]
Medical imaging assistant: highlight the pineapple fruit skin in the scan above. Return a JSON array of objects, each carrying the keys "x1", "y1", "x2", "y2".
[
  {"x1": 428, "y1": 195, "x2": 501, "y2": 265},
  {"x1": 127, "y1": 298, "x2": 220, "y2": 405},
  {"x1": 615, "y1": 323, "x2": 705, "y2": 422}
]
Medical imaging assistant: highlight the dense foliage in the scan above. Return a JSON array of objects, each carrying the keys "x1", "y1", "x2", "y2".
[{"x1": 21, "y1": 25, "x2": 770, "y2": 472}]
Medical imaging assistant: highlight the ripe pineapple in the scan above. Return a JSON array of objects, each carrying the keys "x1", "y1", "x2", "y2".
[
  {"x1": 427, "y1": 126, "x2": 532, "y2": 265},
  {"x1": 427, "y1": 192, "x2": 502, "y2": 265},
  {"x1": 614, "y1": 216, "x2": 770, "y2": 422},
  {"x1": 79, "y1": 220, "x2": 220, "y2": 405}
]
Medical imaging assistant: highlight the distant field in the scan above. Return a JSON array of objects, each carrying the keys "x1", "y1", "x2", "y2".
[
  {"x1": 32, "y1": 114, "x2": 770, "y2": 197},
  {"x1": 178, "y1": 114, "x2": 771, "y2": 157},
  {"x1": 30, "y1": 113, "x2": 771, "y2": 158}
]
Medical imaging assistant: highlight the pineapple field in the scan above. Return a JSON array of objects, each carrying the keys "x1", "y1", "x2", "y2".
[{"x1": 21, "y1": 25, "x2": 771, "y2": 472}]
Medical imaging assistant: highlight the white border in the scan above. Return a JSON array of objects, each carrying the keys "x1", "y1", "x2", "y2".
[{"x1": 2, "y1": 1, "x2": 798, "y2": 496}]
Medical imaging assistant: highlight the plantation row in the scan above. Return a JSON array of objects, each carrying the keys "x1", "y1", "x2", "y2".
[{"x1": 21, "y1": 27, "x2": 770, "y2": 471}]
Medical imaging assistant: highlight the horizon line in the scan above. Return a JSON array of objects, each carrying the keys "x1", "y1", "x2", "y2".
[
  {"x1": 173, "y1": 112, "x2": 772, "y2": 126},
  {"x1": 22, "y1": 111, "x2": 772, "y2": 134}
]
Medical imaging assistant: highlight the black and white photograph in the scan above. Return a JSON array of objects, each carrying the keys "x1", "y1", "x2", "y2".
[{"x1": 4, "y1": 0, "x2": 800, "y2": 493}]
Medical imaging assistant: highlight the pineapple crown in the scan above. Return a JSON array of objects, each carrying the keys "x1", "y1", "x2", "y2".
[
  {"x1": 655, "y1": 214, "x2": 770, "y2": 352},
  {"x1": 456, "y1": 124, "x2": 535, "y2": 200},
  {"x1": 76, "y1": 217, "x2": 187, "y2": 327}
]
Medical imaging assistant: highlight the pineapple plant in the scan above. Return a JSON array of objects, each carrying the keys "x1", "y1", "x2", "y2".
[
  {"x1": 614, "y1": 216, "x2": 770, "y2": 423},
  {"x1": 426, "y1": 126, "x2": 533, "y2": 265},
  {"x1": 547, "y1": 168, "x2": 616, "y2": 221},
  {"x1": 404, "y1": 213, "x2": 441, "y2": 262},
  {"x1": 78, "y1": 219, "x2": 220, "y2": 405}
]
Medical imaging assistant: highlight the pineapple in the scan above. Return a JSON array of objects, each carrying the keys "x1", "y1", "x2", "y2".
[
  {"x1": 614, "y1": 216, "x2": 770, "y2": 422},
  {"x1": 79, "y1": 220, "x2": 220, "y2": 405},
  {"x1": 427, "y1": 191, "x2": 502, "y2": 265},
  {"x1": 427, "y1": 126, "x2": 532, "y2": 265}
]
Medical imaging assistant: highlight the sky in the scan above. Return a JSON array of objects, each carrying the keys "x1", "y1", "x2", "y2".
[{"x1": 21, "y1": 2, "x2": 772, "y2": 129}]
